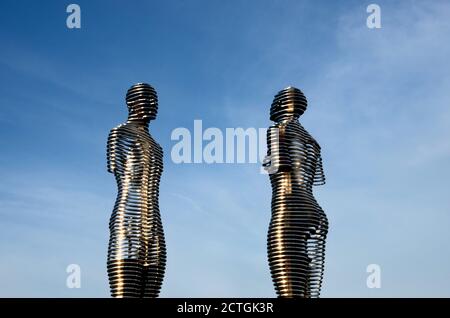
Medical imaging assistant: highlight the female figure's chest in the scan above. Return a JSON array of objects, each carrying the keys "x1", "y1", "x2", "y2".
[{"x1": 285, "y1": 124, "x2": 317, "y2": 170}]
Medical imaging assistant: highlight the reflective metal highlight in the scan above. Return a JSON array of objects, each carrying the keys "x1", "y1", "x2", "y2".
[
  {"x1": 264, "y1": 86, "x2": 329, "y2": 298},
  {"x1": 106, "y1": 83, "x2": 166, "y2": 298}
]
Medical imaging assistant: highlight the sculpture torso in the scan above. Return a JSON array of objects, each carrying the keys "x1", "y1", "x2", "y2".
[
  {"x1": 266, "y1": 118, "x2": 328, "y2": 298},
  {"x1": 268, "y1": 120, "x2": 324, "y2": 189},
  {"x1": 107, "y1": 122, "x2": 164, "y2": 263}
]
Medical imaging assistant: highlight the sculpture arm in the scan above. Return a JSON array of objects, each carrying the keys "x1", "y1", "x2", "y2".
[
  {"x1": 107, "y1": 128, "x2": 119, "y2": 173},
  {"x1": 264, "y1": 125, "x2": 292, "y2": 173},
  {"x1": 313, "y1": 150, "x2": 325, "y2": 186}
]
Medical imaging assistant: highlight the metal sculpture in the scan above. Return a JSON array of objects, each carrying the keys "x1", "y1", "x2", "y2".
[
  {"x1": 106, "y1": 83, "x2": 166, "y2": 298},
  {"x1": 264, "y1": 86, "x2": 329, "y2": 298}
]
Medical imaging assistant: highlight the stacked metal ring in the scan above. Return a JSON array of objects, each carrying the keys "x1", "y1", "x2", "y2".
[
  {"x1": 266, "y1": 86, "x2": 328, "y2": 297},
  {"x1": 107, "y1": 83, "x2": 166, "y2": 298}
]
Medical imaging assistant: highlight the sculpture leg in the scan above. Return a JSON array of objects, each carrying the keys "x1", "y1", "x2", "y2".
[
  {"x1": 141, "y1": 263, "x2": 166, "y2": 297},
  {"x1": 268, "y1": 215, "x2": 311, "y2": 297},
  {"x1": 307, "y1": 210, "x2": 328, "y2": 297},
  {"x1": 141, "y1": 225, "x2": 166, "y2": 298},
  {"x1": 107, "y1": 259, "x2": 144, "y2": 298}
]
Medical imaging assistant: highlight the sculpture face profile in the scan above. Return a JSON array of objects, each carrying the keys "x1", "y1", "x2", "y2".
[
  {"x1": 106, "y1": 83, "x2": 166, "y2": 298},
  {"x1": 264, "y1": 86, "x2": 329, "y2": 297}
]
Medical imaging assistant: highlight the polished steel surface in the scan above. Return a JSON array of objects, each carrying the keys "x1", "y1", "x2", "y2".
[
  {"x1": 106, "y1": 83, "x2": 166, "y2": 298},
  {"x1": 264, "y1": 86, "x2": 328, "y2": 298}
]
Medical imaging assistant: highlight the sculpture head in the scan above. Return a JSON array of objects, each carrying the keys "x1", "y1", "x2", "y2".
[
  {"x1": 270, "y1": 86, "x2": 307, "y2": 123},
  {"x1": 126, "y1": 83, "x2": 158, "y2": 122}
]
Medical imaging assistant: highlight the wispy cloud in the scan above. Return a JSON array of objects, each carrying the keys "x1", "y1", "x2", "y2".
[{"x1": 1, "y1": 1, "x2": 450, "y2": 297}]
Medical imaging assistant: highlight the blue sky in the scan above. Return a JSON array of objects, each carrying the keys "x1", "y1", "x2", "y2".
[{"x1": 0, "y1": 0, "x2": 449, "y2": 297}]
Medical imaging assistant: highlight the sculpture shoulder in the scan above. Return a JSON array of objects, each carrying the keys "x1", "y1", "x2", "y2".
[
  {"x1": 108, "y1": 123, "x2": 131, "y2": 137},
  {"x1": 110, "y1": 123, "x2": 137, "y2": 134},
  {"x1": 108, "y1": 123, "x2": 144, "y2": 141},
  {"x1": 109, "y1": 124, "x2": 163, "y2": 153},
  {"x1": 267, "y1": 124, "x2": 279, "y2": 133}
]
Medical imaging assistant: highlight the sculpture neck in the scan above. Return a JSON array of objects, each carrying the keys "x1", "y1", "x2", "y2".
[
  {"x1": 276, "y1": 116, "x2": 298, "y2": 125},
  {"x1": 127, "y1": 118, "x2": 150, "y2": 130}
]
